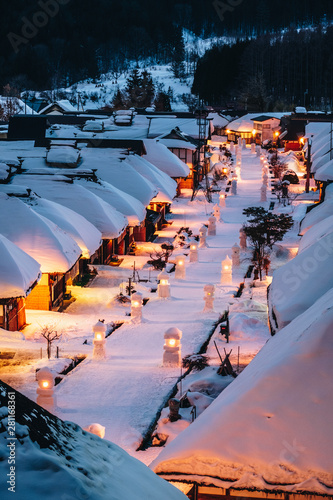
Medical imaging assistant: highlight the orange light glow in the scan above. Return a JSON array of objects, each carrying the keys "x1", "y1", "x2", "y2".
[
  {"x1": 42, "y1": 381, "x2": 49, "y2": 388},
  {"x1": 168, "y1": 339, "x2": 176, "y2": 347},
  {"x1": 252, "y1": 129, "x2": 256, "y2": 136},
  {"x1": 178, "y1": 260, "x2": 184, "y2": 266},
  {"x1": 132, "y1": 301, "x2": 140, "y2": 307},
  {"x1": 224, "y1": 265, "x2": 230, "y2": 270},
  {"x1": 226, "y1": 129, "x2": 231, "y2": 134},
  {"x1": 96, "y1": 333, "x2": 102, "y2": 340}
]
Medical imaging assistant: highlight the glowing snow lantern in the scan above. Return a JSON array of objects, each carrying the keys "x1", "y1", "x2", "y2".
[
  {"x1": 262, "y1": 172, "x2": 269, "y2": 187},
  {"x1": 163, "y1": 327, "x2": 182, "y2": 367},
  {"x1": 36, "y1": 367, "x2": 55, "y2": 411},
  {"x1": 189, "y1": 243, "x2": 198, "y2": 262},
  {"x1": 219, "y1": 192, "x2": 226, "y2": 208},
  {"x1": 221, "y1": 255, "x2": 232, "y2": 284},
  {"x1": 203, "y1": 283, "x2": 215, "y2": 312},
  {"x1": 208, "y1": 215, "x2": 216, "y2": 236},
  {"x1": 131, "y1": 292, "x2": 143, "y2": 323},
  {"x1": 229, "y1": 141, "x2": 235, "y2": 153},
  {"x1": 175, "y1": 255, "x2": 186, "y2": 280},
  {"x1": 83, "y1": 423, "x2": 106, "y2": 439},
  {"x1": 93, "y1": 320, "x2": 107, "y2": 359},
  {"x1": 157, "y1": 270, "x2": 170, "y2": 298}
]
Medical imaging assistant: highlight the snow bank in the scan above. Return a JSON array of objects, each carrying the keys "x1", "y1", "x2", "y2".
[
  {"x1": 315, "y1": 157, "x2": 333, "y2": 181},
  {"x1": 0, "y1": 234, "x2": 41, "y2": 299},
  {"x1": 0, "y1": 193, "x2": 81, "y2": 274},
  {"x1": 151, "y1": 288, "x2": 333, "y2": 496},
  {"x1": 0, "y1": 381, "x2": 187, "y2": 500}
]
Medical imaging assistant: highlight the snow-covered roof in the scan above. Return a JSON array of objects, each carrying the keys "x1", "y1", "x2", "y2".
[
  {"x1": 125, "y1": 154, "x2": 177, "y2": 203},
  {"x1": 148, "y1": 117, "x2": 211, "y2": 140},
  {"x1": 152, "y1": 287, "x2": 333, "y2": 496},
  {"x1": 143, "y1": 139, "x2": 190, "y2": 178},
  {"x1": 158, "y1": 138, "x2": 197, "y2": 151},
  {"x1": 39, "y1": 99, "x2": 77, "y2": 114},
  {"x1": 7, "y1": 189, "x2": 101, "y2": 258},
  {"x1": 298, "y1": 214, "x2": 333, "y2": 253},
  {"x1": 311, "y1": 151, "x2": 331, "y2": 173},
  {"x1": 10, "y1": 176, "x2": 128, "y2": 239},
  {"x1": 0, "y1": 234, "x2": 41, "y2": 299},
  {"x1": 208, "y1": 112, "x2": 230, "y2": 128},
  {"x1": 315, "y1": 158, "x2": 333, "y2": 181},
  {"x1": 46, "y1": 146, "x2": 80, "y2": 166},
  {"x1": 268, "y1": 229, "x2": 333, "y2": 330},
  {"x1": 80, "y1": 148, "x2": 158, "y2": 206},
  {"x1": 227, "y1": 113, "x2": 284, "y2": 133},
  {"x1": 0, "y1": 192, "x2": 81, "y2": 274},
  {"x1": 300, "y1": 199, "x2": 333, "y2": 234},
  {"x1": 74, "y1": 177, "x2": 146, "y2": 226},
  {"x1": 0, "y1": 380, "x2": 187, "y2": 500}
]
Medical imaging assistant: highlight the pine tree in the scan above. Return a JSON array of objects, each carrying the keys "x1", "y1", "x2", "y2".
[
  {"x1": 242, "y1": 207, "x2": 293, "y2": 280},
  {"x1": 111, "y1": 87, "x2": 127, "y2": 110}
]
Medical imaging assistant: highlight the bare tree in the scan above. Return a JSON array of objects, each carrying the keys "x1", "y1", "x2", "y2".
[{"x1": 40, "y1": 325, "x2": 61, "y2": 359}]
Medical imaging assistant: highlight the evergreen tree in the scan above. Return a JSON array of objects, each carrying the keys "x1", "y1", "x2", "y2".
[
  {"x1": 111, "y1": 87, "x2": 127, "y2": 110},
  {"x1": 242, "y1": 207, "x2": 293, "y2": 280}
]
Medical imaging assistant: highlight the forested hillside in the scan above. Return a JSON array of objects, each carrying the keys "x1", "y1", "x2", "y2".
[{"x1": 1, "y1": 0, "x2": 332, "y2": 91}]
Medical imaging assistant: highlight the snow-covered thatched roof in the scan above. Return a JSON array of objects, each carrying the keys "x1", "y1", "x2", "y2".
[
  {"x1": 74, "y1": 177, "x2": 146, "y2": 226},
  {"x1": 300, "y1": 199, "x2": 333, "y2": 234},
  {"x1": 315, "y1": 158, "x2": 333, "y2": 181},
  {"x1": 152, "y1": 288, "x2": 333, "y2": 496},
  {"x1": 125, "y1": 154, "x2": 177, "y2": 203},
  {"x1": 0, "y1": 186, "x2": 102, "y2": 259},
  {"x1": 268, "y1": 228, "x2": 333, "y2": 330},
  {"x1": 0, "y1": 193, "x2": 81, "y2": 274},
  {"x1": 143, "y1": 140, "x2": 190, "y2": 178},
  {"x1": 10, "y1": 175, "x2": 128, "y2": 239},
  {"x1": 298, "y1": 214, "x2": 333, "y2": 253},
  {"x1": 0, "y1": 234, "x2": 41, "y2": 299},
  {"x1": 80, "y1": 148, "x2": 158, "y2": 206},
  {"x1": 0, "y1": 380, "x2": 187, "y2": 500}
]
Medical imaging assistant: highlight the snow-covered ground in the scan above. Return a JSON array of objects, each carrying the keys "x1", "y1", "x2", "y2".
[{"x1": 0, "y1": 146, "x2": 306, "y2": 466}]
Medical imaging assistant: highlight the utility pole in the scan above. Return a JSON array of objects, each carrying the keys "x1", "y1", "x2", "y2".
[
  {"x1": 305, "y1": 135, "x2": 312, "y2": 193},
  {"x1": 191, "y1": 104, "x2": 211, "y2": 202}
]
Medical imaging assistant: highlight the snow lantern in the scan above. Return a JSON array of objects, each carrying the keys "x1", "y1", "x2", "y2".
[
  {"x1": 251, "y1": 142, "x2": 256, "y2": 154},
  {"x1": 131, "y1": 292, "x2": 143, "y2": 323},
  {"x1": 261, "y1": 184, "x2": 267, "y2": 202},
  {"x1": 189, "y1": 243, "x2": 198, "y2": 263},
  {"x1": 232, "y1": 243, "x2": 240, "y2": 267},
  {"x1": 256, "y1": 145, "x2": 261, "y2": 157},
  {"x1": 229, "y1": 141, "x2": 235, "y2": 154},
  {"x1": 175, "y1": 255, "x2": 186, "y2": 280},
  {"x1": 93, "y1": 320, "x2": 107, "y2": 359},
  {"x1": 213, "y1": 204, "x2": 221, "y2": 221},
  {"x1": 199, "y1": 225, "x2": 208, "y2": 248},
  {"x1": 231, "y1": 179, "x2": 237, "y2": 195},
  {"x1": 203, "y1": 283, "x2": 215, "y2": 312},
  {"x1": 163, "y1": 327, "x2": 182, "y2": 367},
  {"x1": 238, "y1": 137, "x2": 242, "y2": 147},
  {"x1": 262, "y1": 172, "x2": 269, "y2": 187},
  {"x1": 242, "y1": 138, "x2": 246, "y2": 149},
  {"x1": 157, "y1": 271, "x2": 170, "y2": 298},
  {"x1": 219, "y1": 192, "x2": 226, "y2": 208},
  {"x1": 208, "y1": 215, "x2": 216, "y2": 236},
  {"x1": 221, "y1": 255, "x2": 232, "y2": 285},
  {"x1": 36, "y1": 367, "x2": 55, "y2": 411},
  {"x1": 83, "y1": 423, "x2": 106, "y2": 439},
  {"x1": 239, "y1": 228, "x2": 247, "y2": 249}
]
